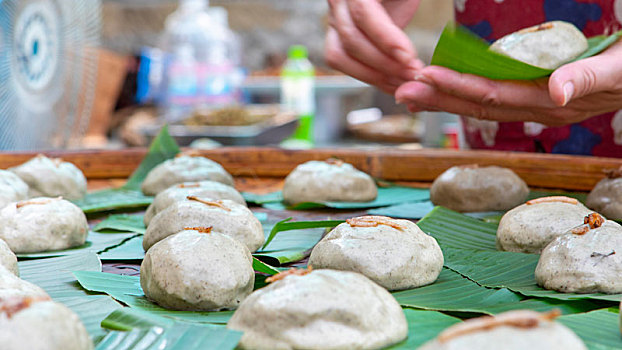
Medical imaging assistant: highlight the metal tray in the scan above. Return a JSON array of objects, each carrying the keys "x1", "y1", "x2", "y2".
[{"x1": 142, "y1": 106, "x2": 299, "y2": 146}]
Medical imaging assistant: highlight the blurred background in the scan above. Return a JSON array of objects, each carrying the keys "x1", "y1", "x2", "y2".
[{"x1": 0, "y1": 0, "x2": 461, "y2": 151}]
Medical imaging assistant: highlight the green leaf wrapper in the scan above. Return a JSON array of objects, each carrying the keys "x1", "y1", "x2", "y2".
[{"x1": 431, "y1": 22, "x2": 622, "y2": 80}]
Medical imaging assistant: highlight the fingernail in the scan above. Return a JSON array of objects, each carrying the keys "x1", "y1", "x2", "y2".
[
  {"x1": 392, "y1": 49, "x2": 412, "y2": 64},
  {"x1": 414, "y1": 73, "x2": 432, "y2": 84},
  {"x1": 562, "y1": 82, "x2": 574, "y2": 106}
]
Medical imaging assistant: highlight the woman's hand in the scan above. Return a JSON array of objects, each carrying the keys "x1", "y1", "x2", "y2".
[
  {"x1": 395, "y1": 39, "x2": 622, "y2": 126},
  {"x1": 325, "y1": 0, "x2": 423, "y2": 94}
]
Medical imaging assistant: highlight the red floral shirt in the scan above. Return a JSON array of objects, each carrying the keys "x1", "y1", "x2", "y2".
[{"x1": 455, "y1": 0, "x2": 622, "y2": 156}]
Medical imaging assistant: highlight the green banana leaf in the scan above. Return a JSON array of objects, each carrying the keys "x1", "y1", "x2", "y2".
[
  {"x1": 19, "y1": 252, "x2": 102, "y2": 298},
  {"x1": 368, "y1": 189, "x2": 588, "y2": 221},
  {"x1": 74, "y1": 189, "x2": 153, "y2": 214},
  {"x1": 418, "y1": 207, "x2": 622, "y2": 302},
  {"x1": 252, "y1": 257, "x2": 280, "y2": 275},
  {"x1": 431, "y1": 22, "x2": 622, "y2": 80},
  {"x1": 262, "y1": 218, "x2": 344, "y2": 249},
  {"x1": 95, "y1": 218, "x2": 325, "y2": 264},
  {"x1": 74, "y1": 259, "x2": 285, "y2": 325},
  {"x1": 97, "y1": 307, "x2": 242, "y2": 350},
  {"x1": 367, "y1": 201, "x2": 435, "y2": 219},
  {"x1": 94, "y1": 212, "x2": 267, "y2": 236},
  {"x1": 443, "y1": 248, "x2": 622, "y2": 302},
  {"x1": 392, "y1": 268, "x2": 601, "y2": 315},
  {"x1": 73, "y1": 271, "x2": 235, "y2": 324},
  {"x1": 388, "y1": 309, "x2": 461, "y2": 349},
  {"x1": 18, "y1": 253, "x2": 122, "y2": 340},
  {"x1": 123, "y1": 125, "x2": 181, "y2": 191},
  {"x1": 102, "y1": 307, "x2": 174, "y2": 331},
  {"x1": 254, "y1": 224, "x2": 325, "y2": 265},
  {"x1": 16, "y1": 231, "x2": 137, "y2": 259},
  {"x1": 242, "y1": 191, "x2": 283, "y2": 205},
  {"x1": 95, "y1": 324, "x2": 241, "y2": 350},
  {"x1": 417, "y1": 206, "x2": 498, "y2": 251},
  {"x1": 393, "y1": 307, "x2": 621, "y2": 350},
  {"x1": 558, "y1": 308, "x2": 622, "y2": 349},
  {"x1": 73, "y1": 126, "x2": 179, "y2": 213},
  {"x1": 94, "y1": 214, "x2": 147, "y2": 234},
  {"x1": 260, "y1": 186, "x2": 430, "y2": 211},
  {"x1": 98, "y1": 235, "x2": 145, "y2": 261},
  {"x1": 102, "y1": 304, "x2": 459, "y2": 350}
]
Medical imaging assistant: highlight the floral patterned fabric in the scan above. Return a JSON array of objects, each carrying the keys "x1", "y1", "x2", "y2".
[{"x1": 454, "y1": 0, "x2": 622, "y2": 156}]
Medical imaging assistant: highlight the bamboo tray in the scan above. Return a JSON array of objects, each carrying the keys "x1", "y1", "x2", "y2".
[{"x1": 2, "y1": 147, "x2": 620, "y2": 191}]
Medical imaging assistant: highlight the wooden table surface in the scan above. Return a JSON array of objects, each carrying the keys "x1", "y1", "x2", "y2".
[{"x1": 4, "y1": 147, "x2": 622, "y2": 191}]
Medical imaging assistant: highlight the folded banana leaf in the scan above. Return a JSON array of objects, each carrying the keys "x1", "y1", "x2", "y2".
[
  {"x1": 431, "y1": 22, "x2": 622, "y2": 80},
  {"x1": 94, "y1": 211, "x2": 267, "y2": 236},
  {"x1": 417, "y1": 206, "x2": 498, "y2": 251},
  {"x1": 97, "y1": 235, "x2": 145, "y2": 261},
  {"x1": 18, "y1": 253, "x2": 122, "y2": 341},
  {"x1": 392, "y1": 268, "x2": 600, "y2": 315},
  {"x1": 259, "y1": 186, "x2": 430, "y2": 211},
  {"x1": 73, "y1": 271, "x2": 234, "y2": 324},
  {"x1": 95, "y1": 324, "x2": 241, "y2": 350},
  {"x1": 367, "y1": 200, "x2": 436, "y2": 220},
  {"x1": 387, "y1": 309, "x2": 460, "y2": 350},
  {"x1": 74, "y1": 126, "x2": 179, "y2": 214},
  {"x1": 98, "y1": 308, "x2": 242, "y2": 350},
  {"x1": 444, "y1": 248, "x2": 622, "y2": 302},
  {"x1": 16, "y1": 231, "x2": 137, "y2": 259},
  {"x1": 368, "y1": 189, "x2": 588, "y2": 221},
  {"x1": 94, "y1": 214, "x2": 147, "y2": 234},
  {"x1": 254, "y1": 221, "x2": 328, "y2": 265},
  {"x1": 94, "y1": 217, "x2": 325, "y2": 264},
  {"x1": 418, "y1": 207, "x2": 622, "y2": 302},
  {"x1": 558, "y1": 308, "x2": 622, "y2": 349}
]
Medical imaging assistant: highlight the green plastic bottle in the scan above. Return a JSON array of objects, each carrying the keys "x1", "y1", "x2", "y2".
[{"x1": 280, "y1": 45, "x2": 315, "y2": 148}]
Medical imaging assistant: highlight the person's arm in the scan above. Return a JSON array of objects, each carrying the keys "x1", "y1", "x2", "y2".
[
  {"x1": 325, "y1": 0, "x2": 423, "y2": 94},
  {"x1": 395, "y1": 39, "x2": 622, "y2": 126}
]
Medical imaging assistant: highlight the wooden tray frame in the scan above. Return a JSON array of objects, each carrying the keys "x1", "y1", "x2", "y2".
[{"x1": 2, "y1": 148, "x2": 620, "y2": 191}]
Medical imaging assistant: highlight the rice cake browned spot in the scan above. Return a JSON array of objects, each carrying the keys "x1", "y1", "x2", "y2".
[
  {"x1": 0, "y1": 296, "x2": 51, "y2": 318},
  {"x1": 265, "y1": 266, "x2": 313, "y2": 283},
  {"x1": 177, "y1": 183, "x2": 201, "y2": 188},
  {"x1": 16, "y1": 196, "x2": 63, "y2": 209},
  {"x1": 526, "y1": 196, "x2": 578, "y2": 205},
  {"x1": 520, "y1": 22, "x2": 554, "y2": 33},
  {"x1": 346, "y1": 216, "x2": 406, "y2": 231},
  {"x1": 187, "y1": 196, "x2": 231, "y2": 211},
  {"x1": 325, "y1": 158, "x2": 345, "y2": 166},
  {"x1": 184, "y1": 226, "x2": 213, "y2": 234}
]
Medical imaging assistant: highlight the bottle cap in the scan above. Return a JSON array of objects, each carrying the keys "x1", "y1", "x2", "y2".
[{"x1": 288, "y1": 45, "x2": 308, "y2": 59}]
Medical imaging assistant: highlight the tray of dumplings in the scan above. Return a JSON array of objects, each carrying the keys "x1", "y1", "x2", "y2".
[{"x1": 1, "y1": 130, "x2": 621, "y2": 349}]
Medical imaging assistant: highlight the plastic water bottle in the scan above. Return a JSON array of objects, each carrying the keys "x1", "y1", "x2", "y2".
[
  {"x1": 280, "y1": 45, "x2": 315, "y2": 147},
  {"x1": 207, "y1": 7, "x2": 244, "y2": 105},
  {"x1": 159, "y1": 0, "x2": 239, "y2": 122}
]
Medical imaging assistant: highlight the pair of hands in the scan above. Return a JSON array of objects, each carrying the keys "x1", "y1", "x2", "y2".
[{"x1": 326, "y1": 0, "x2": 622, "y2": 127}]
